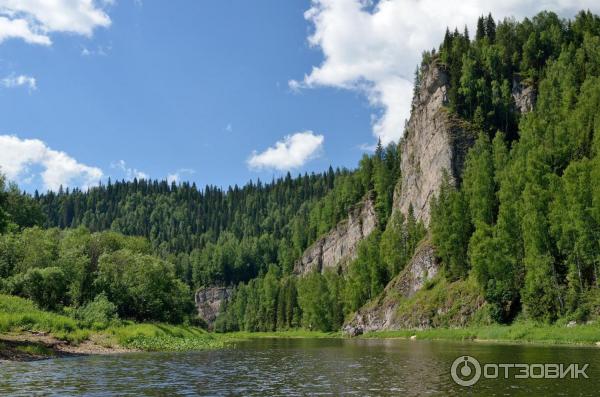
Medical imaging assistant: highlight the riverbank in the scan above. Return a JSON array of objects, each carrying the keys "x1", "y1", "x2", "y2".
[
  {"x1": 3, "y1": 293, "x2": 600, "y2": 362},
  {"x1": 221, "y1": 323, "x2": 600, "y2": 347},
  {"x1": 0, "y1": 294, "x2": 231, "y2": 361},
  {"x1": 359, "y1": 321, "x2": 600, "y2": 346}
]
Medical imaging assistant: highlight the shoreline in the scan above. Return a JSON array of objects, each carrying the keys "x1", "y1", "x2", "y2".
[
  {"x1": 0, "y1": 332, "x2": 136, "y2": 362},
  {"x1": 3, "y1": 322, "x2": 600, "y2": 362}
]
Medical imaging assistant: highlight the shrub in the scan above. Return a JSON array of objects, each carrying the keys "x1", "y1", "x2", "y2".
[
  {"x1": 74, "y1": 293, "x2": 118, "y2": 328},
  {"x1": 8, "y1": 267, "x2": 69, "y2": 310}
]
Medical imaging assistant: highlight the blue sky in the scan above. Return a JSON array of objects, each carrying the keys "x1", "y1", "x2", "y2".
[
  {"x1": 0, "y1": 1, "x2": 373, "y2": 192},
  {"x1": 0, "y1": 0, "x2": 597, "y2": 192}
]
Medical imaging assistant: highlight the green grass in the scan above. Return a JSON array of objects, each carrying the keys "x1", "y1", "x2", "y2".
[
  {"x1": 225, "y1": 330, "x2": 341, "y2": 339},
  {"x1": 0, "y1": 294, "x2": 85, "y2": 342},
  {"x1": 3, "y1": 294, "x2": 600, "y2": 354},
  {"x1": 0, "y1": 294, "x2": 230, "y2": 351},
  {"x1": 14, "y1": 344, "x2": 55, "y2": 356},
  {"x1": 361, "y1": 321, "x2": 600, "y2": 345},
  {"x1": 107, "y1": 323, "x2": 230, "y2": 351}
]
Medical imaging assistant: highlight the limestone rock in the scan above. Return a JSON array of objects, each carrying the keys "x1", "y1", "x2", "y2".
[
  {"x1": 512, "y1": 77, "x2": 536, "y2": 113},
  {"x1": 342, "y1": 325, "x2": 363, "y2": 337},
  {"x1": 345, "y1": 238, "x2": 440, "y2": 332},
  {"x1": 293, "y1": 196, "x2": 378, "y2": 275},
  {"x1": 394, "y1": 62, "x2": 475, "y2": 226},
  {"x1": 195, "y1": 286, "x2": 232, "y2": 329}
]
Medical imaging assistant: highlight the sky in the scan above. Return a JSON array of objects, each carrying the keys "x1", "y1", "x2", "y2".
[{"x1": 0, "y1": 0, "x2": 599, "y2": 192}]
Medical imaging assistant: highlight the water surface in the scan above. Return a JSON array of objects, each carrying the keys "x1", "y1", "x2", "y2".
[{"x1": 1, "y1": 338, "x2": 598, "y2": 396}]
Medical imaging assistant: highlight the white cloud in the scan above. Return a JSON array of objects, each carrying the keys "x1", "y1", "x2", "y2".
[
  {"x1": 225, "y1": 123, "x2": 233, "y2": 132},
  {"x1": 248, "y1": 131, "x2": 324, "y2": 171},
  {"x1": 111, "y1": 159, "x2": 148, "y2": 181},
  {"x1": 0, "y1": 0, "x2": 111, "y2": 46},
  {"x1": 1, "y1": 74, "x2": 36, "y2": 90},
  {"x1": 167, "y1": 168, "x2": 195, "y2": 184},
  {"x1": 293, "y1": 0, "x2": 600, "y2": 145},
  {"x1": 81, "y1": 44, "x2": 111, "y2": 56},
  {"x1": 0, "y1": 135, "x2": 103, "y2": 191}
]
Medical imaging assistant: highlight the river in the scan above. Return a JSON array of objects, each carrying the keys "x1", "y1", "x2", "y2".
[{"x1": 1, "y1": 338, "x2": 598, "y2": 396}]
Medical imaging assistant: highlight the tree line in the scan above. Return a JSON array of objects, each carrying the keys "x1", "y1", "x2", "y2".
[{"x1": 1, "y1": 10, "x2": 600, "y2": 332}]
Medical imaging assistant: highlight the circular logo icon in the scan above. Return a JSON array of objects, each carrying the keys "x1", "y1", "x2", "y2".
[{"x1": 451, "y1": 355, "x2": 481, "y2": 386}]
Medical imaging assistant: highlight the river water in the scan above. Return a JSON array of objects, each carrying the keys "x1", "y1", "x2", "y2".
[{"x1": 1, "y1": 338, "x2": 599, "y2": 396}]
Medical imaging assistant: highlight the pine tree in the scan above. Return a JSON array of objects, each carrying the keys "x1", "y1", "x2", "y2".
[
  {"x1": 485, "y1": 13, "x2": 496, "y2": 42},
  {"x1": 476, "y1": 16, "x2": 486, "y2": 41}
]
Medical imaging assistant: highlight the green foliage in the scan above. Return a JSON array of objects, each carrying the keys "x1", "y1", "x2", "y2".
[
  {"x1": 379, "y1": 208, "x2": 425, "y2": 278},
  {"x1": 74, "y1": 293, "x2": 118, "y2": 328},
  {"x1": 5, "y1": 267, "x2": 69, "y2": 311},
  {"x1": 427, "y1": 11, "x2": 600, "y2": 325},
  {"x1": 95, "y1": 249, "x2": 194, "y2": 323},
  {"x1": 344, "y1": 231, "x2": 385, "y2": 312},
  {"x1": 297, "y1": 271, "x2": 340, "y2": 332},
  {"x1": 112, "y1": 323, "x2": 226, "y2": 351},
  {"x1": 430, "y1": 174, "x2": 472, "y2": 280},
  {"x1": 0, "y1": 174, "x2": 8, "y2": 233},
  {"x1": 0, "y1": 226, "x2": 195, "y2": 324},
  {"x1": 0, "y1": 293, "x2": 79, "y2": 338},
  {"x1": 3, "y1": 11, "x2": 600, "y2": 334}
]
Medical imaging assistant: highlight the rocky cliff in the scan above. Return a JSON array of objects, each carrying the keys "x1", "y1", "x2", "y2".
[
  {"x1": 343, "y1": 238, "x2": 440, "y2": 334},
  {"x1": 394, "y1": 62, "x2": 475, "y2": 226},
  {"x1": 512, "y1": 77, "x2": 536, "y2": 113},
  {"x1": 195, "y1": 286, "x2": 232, "y2": 329},
  {"x1": 343, "y1": 237, "x2": 484, "y2": 335},
  {"x1": 293, "y1": 196, "x2": 377, "y2": 275}
]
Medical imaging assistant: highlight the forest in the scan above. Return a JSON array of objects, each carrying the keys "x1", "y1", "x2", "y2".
[{"x1": 1, "y1": 10, "x2": 600, "y2": 333}]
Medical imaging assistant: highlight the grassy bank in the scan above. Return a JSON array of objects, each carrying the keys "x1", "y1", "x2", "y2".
[
  {"x1": 361, "y1": 322, "x2": 600, "y2": 346},
  {"x1": 0, "y1": 294, "x2": 230, "y2": 359},
  {"x1": 221, "y1": 324, "x2": 600, "y2": 346},
  {"x1": 226, "y1": 330, "x2": 341, "y2": 339},
  {"x1": 3, "y1": 294, "x2": 600, "y2": 360}
]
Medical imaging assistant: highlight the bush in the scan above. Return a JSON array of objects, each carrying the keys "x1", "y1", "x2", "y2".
[
  {"x1": 74, "y1": 293, "x2": 118, "y2": 328},
  {"x1": 95, "y1": 249, "x2": 195, "y2": 323},
  {"x1": 7, "y1": 267, "x2": 69, "y2": 310}
]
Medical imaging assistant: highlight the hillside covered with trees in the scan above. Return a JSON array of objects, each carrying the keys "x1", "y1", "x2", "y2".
[{"x1": 1, "y1": 10, "x2": 600, "y2": 334}]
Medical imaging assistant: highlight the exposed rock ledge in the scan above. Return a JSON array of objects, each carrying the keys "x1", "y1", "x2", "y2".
[
  {"x1": 343, "y1": 238, "x2": 439, "y2": 335},
  {"x1": 195, "y1": 286, "x2": 232, "y2": 329},
  {"x1": 512, "y1": 77, "x2": 536, "y2": 113},
  {"x1": 293, "y1": 196, "x2": 378, "y2": 275},
  {"x1": 394, "y1": 62, "x2": 475, "y2": 226}
]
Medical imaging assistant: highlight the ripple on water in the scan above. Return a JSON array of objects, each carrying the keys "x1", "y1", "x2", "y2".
[{"x1": 1, "y1": 339, "x2": 599, "y2": 396}]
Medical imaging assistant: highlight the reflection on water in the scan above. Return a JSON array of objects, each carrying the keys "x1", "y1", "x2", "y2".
[{"x1": 1, "y1": 338, "x2": 598, "y2": 396}]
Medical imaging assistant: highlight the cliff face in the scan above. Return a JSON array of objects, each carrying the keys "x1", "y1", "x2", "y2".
[
  {"x1": 343, "y1": 238, "x2": 439, "y2": 334},
  {"x1": 293, "y1": 196, "x2": 377, "y2": 275},
  {"x1": 343, "y1": 237, "x2": 484, "y2": 334},
  {"x1": 512, "y1": 77, "x2": 536, "y2": 113},
  {"x1": 394, "y1": 63, "x2": 475, "y2": 226},
  {"x1": 195, "y1": 286, "x2": 232, "y2": 329}
]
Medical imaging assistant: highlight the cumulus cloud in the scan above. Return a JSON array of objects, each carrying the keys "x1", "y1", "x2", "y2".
[
  {"x1": 0, "y1": 0, "x2": 111, "y2": 45},
  {"x1": 0, "y1": 135, "x2": 103, "y2": 191},
  {"x1": 248, "y1": 131, "x2": 324, "y2": 171},
  {"x1": 1, "y1": 74, "x2": 36, "y2": 90},
  {"x1": 111, "y1": 160, "x2": 148, "y2": 181},
  {"x1": 167, "y1": 168, "x2": 195, "y2": 184},
  {"x1": 293, "y1": 0, "x2": 600, "y2": 145}
]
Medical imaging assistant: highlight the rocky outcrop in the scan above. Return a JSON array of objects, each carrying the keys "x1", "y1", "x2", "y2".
[
  {"x1": 394, "y1": 62, "x2": 475, "y2": 226},
  {"x1": 293, "y1": 196, "x2": 377, "y2": 275},
  {"x1": 195, "y1": 286, "x2": 232, "y2": 329},
  {"x1": 343, "y1": 238, "x2": 440, "y2": 334},
  {"x1": 512, "y1": 77, "x2": 536, "y2": 113}
]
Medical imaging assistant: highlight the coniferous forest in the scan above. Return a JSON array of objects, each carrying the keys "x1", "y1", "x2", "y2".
[{"x1": 2, "y1": 10, "x2": 600, "y2": 333}]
